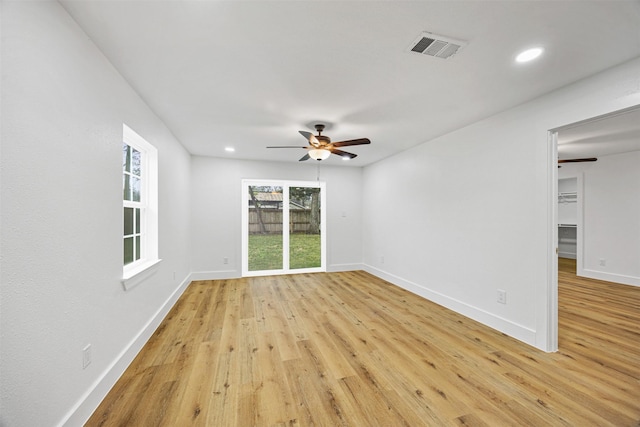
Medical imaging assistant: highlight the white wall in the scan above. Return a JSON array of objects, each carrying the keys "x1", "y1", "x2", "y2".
[
  {"x1": 0, "y1": 2, "x2": 192, "y2": 426},
  {"x1": 558, "y1": 178, "x2": 578, "y2": 194},
  {"x1": 559, "y1": 151, "x2": 640, "y2": 286},
  {"x1": 2, "y1": 2, "x2": 639, "y2": 424},
  {"x1": 362, "y1": 57, "x2": 640, "y2": 352},
  {"x1": 190, "y1": 157, "x2": 363, "y2": 278}
]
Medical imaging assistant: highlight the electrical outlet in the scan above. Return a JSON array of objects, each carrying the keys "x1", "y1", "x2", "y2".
[
  {"x1": 82, "y1": 344, "x2": 92, "y2": 369},
  {"x1": 223, "y1": 257, "x2": 229, "y2": 265},
  {"x1": 599, "y1": 258, "x2": 606, "y2": 267},
  {"x1": 497, "y1": 289, "x2": 507, "y2": 304},
  {"x1": 380, "y1": 256, "x2": 384, "y2": 264}
]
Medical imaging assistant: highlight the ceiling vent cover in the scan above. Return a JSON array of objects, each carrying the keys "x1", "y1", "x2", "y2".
[{"x1": 408, "y1": 32, "x2": 467, "y2": 59}]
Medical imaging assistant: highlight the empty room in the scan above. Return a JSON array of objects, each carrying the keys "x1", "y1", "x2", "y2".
[{"x1": 1, "y1": 1, "x2": 639, "y2": 426}]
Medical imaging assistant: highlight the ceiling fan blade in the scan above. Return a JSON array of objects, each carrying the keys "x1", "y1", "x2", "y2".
[
  {"x1": 331, "y1": 138, "x2": 371, "y2": 148},
  {"x1": 299, "y1": 153, "x2": 310, "y2": 162},
  {"x1": 299, "y1": 131, "x2": 320, "y2": 146},
  {"x1": 266, "y1": 145, "x2": 308, "y2": 149},
  {"x1": 558, "y1": 158, "x2": 597, "y2": 163},
  {"x1": 330, "y1": 148, "x2": 357, "y2": 159}
]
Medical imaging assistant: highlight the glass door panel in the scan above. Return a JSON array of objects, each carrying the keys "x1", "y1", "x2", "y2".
[
  {"x1": 242, "y1": 180, "x2": 325, "y2": 277},
  {"x1": 247, "y1": 185, "x2": 283, "y2": 272},
  {"x1": 289, "y1": 187, "x2": 322, "y2": 270}
]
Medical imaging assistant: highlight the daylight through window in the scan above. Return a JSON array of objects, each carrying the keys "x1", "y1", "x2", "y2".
[
  {"x1": 123, "y1": 143, "x2": 143, "y2": 264},
  {"x1": 122, "y1": 124, "x2": 159, "y2": 286}
]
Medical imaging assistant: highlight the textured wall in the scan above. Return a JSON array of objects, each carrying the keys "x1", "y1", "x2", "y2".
[
  {"x1": 189, "y1": 157, "x2": 363, "y2": 277},
  {"x1": 362, "y1": 57, "x2": 640, "y2": 351},
  {"x1": 0, "y1": 2, "x2": 191, "y2": 425}
]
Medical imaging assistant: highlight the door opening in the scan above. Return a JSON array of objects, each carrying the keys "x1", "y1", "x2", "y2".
[{"x1": 549, "y1": 103, "x2": 640, "y2": 352}]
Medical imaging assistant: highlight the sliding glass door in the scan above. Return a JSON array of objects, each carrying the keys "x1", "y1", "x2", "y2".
[
  {"x1": 242, "y1": 180, "x2": 326, "y2": 276},
  {"x1": 289, "y1": 186, "x2": 322, "y2": 270},
  {"x1": 246, "y1": 184, "x2": 284, "y2": 271}
]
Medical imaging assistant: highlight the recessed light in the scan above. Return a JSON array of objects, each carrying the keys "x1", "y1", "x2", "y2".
[
  {"x1": 225, "y1": 147, "x2": 235, "y2": 152},
  {"x1": 342, "y1": 156, "x2": 351, "y2": 161},
  {"x1": 515, "y1": 47, "x2": 543, "y2": 63}
]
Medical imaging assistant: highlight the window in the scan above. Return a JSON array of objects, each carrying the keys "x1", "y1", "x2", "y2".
[
  {"x1": 122, "y1": 124, "x2": 160, "y2": 289},
  {"x1": 123, "y1": 143, "x2": 142, "y2": 264}
]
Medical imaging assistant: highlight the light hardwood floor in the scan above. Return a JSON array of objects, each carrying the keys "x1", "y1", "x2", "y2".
[{"x1": 87, "y1": 264, "x2": 640, "y2": 426}]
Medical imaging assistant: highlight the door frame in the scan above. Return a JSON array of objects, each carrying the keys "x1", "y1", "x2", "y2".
[
  {"x1": 545, "y1": 130, "x2": 559, "y2": 352},
  {"x1": 241, "y1": 179, "x2": 327, "y2": 277},
  {"x1": 546, "y1": 103, "x2": 640, "y2": 351}
]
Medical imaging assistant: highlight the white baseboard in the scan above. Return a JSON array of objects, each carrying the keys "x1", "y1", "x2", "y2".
[
  {"x1": 60, "y1": 274, "x2": 192, "y2": 427},
  {"x1": 558, "y1": 252, "x2": 576, "y2": 259},
  {"x1": 362, "y1": 264, "x2": 537, "y2": 349},
  {"x1": 580, "y1": 268, "x2": 640, "y2": 287},
  {"x1": 190, "y1": 269, "x2": 240, "y2": 281},
  {"x1": 327, "y1": 263, "x2": 364, "y2": 272},
  {"x1": 191, "y1": 265, "x2": 364, "y2": 280}
]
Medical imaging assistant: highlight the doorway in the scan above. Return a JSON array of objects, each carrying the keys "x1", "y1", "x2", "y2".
[
  {"x1": 550, "y1": 104, "x2": 640, "y2": 351},
  {"x1": 241, "y1": 179, "x2": 326, "y2": 277}
]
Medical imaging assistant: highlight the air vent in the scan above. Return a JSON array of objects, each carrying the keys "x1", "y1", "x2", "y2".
[{"x1": 408, "y1": 32, "x2": 467, "y2": 59}]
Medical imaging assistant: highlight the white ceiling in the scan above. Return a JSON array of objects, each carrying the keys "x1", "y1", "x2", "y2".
[
  {"x1": 60, "y1": 0, "x2": 640, "y2": 166},
  {"x1": 557, "y1": 107, "x2": 640, "y2": 160}
]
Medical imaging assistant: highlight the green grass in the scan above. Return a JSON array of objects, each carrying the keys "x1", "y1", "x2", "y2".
[
  {"x1": 248, "y1": 234, "x2": 320, "y2": 271},
  {"x1": 248, "y1": 234, "x2": 282, "y2": 271},
  {"x1": 289, "y1": 234, "x2": 321, "y2": 269}
]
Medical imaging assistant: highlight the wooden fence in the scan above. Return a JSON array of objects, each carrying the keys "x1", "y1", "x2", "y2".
[{"x1": 248, "y1": 208, "x2": 318, "y2": 234}]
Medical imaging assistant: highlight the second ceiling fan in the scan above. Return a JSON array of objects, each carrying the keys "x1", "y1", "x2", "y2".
[
  {"x1": 268, "y1": 124, "x2": 371, "y2": 161},
  {"x1": 558, "y1": 157, "x2": 597, "y2": 167}
]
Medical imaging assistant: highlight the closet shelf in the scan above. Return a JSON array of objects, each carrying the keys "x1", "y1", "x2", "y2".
[{"x1": 558, "y1": 192, "x2": 577, "y2": 203}]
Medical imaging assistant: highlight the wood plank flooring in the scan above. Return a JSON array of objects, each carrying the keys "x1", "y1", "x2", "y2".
[{"x1": 87, "y1": 265, "x2": 640, "y2": 426}]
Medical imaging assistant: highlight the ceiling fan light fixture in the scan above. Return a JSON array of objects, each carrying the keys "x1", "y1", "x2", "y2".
[
  {"x1": 308, "y1": 148, "x2": 331, "y2": 161},
  {"x1": 267, "y1": 125, "x2": 369, "y2": 161}
]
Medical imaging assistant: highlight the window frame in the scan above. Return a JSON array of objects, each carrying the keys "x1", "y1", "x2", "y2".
[{"x1": 122, "y1": 124, "x2": 160, "y2": 290}]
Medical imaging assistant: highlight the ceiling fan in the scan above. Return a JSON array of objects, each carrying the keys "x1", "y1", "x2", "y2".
[
  {"x1": 267, "y1": 124, "x2": 371, "y2": 161},
  {"x1": 558, "y1": 157, "x2": 597, "y2": 168}
]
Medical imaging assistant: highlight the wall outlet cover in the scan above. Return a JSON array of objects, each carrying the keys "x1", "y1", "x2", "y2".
[
  {"x1": 497, "y1": 289, "x2": 507, "y2": 304},
  {"x1": 82, "y1": 344, "x2": 92, "y2": 369}
]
